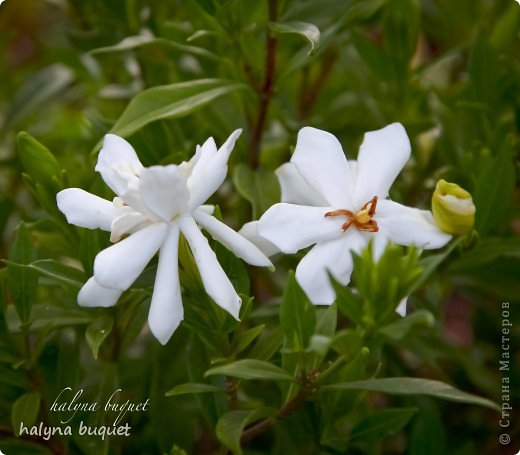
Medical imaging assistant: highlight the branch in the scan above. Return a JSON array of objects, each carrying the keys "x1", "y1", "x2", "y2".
[
  {"x1": 249, "y1": 0, "x2": 278, "y2": 169},
  {"x1": 240, "y1": 390, "x2": 309, "y2": 445}
]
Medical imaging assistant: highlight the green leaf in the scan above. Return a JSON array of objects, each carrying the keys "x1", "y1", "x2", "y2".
[
  {"x1": 280, "y1": 272, "x2": 316, "y2": 352},
  {"x1": 105, "y1": 79, "x2": 245, "y2": 141},
  {"x1": 350, "y1": 408, "x2": 417, "y2": 443},
  {"x1": 205, "y1": 359, "x2": 294, "y2": 382},
  {"x1": 315, "y1": 304, "x2": 337, "y2": 337},
  {"x1": 5, "y1": 259, "x2": 86, "y2": 289},
  {"x1": 12, "y1": 392, "x2": 41, "y2": 435},
  {"x1": 248, "y1": 327, "x2": 283, "y2": 361},
  {"x1": 85, "y1": 316, "x2": 114, "y2": 360},
  {"x1": 6, "y1": 222, "x2": 38, "y2": 324},
  {"x1": 90, "y1": 35, "x2": 218, "y2": 60},
  {"x1": 378, "y1": 310, "x2": 435, "y2": 341},
  {"x1": 3, "y1": 64, "x2": 73, "y2": 130},
  {"x1": 474, "y1": 141, "x2": 515, "y2": 236},
  {"x1": 6, "y1": 304, "x2": 93, "y2": 333},
  {"x1": 232, "y1": 164, "x2": 281, "y2": 219},
  {"x1": 322, "y1": 378, "x2": 499, "y2": 410},
  {"x1": 17, "y1": 132, "x2": 62, "y2": 190},
  {"x1": 165, "y1": 382, "x2": 224, "y2": 397},
  {"x1": 449, "y1": 237, "x2": 520, "y2": 272},
  {"x1": 216, "y1": 408, "x2": 276, "y2": 455},
  {"x1": 410, "y1": 400, "x2": 447, "y2": 455},
  {"x1": 236, "y1": 324, "x2": 265, "y2": 354},
  {"x1": 409, "y1": 239, "x2": 461, "y2": 294},
  {"x1": 332, "y1": 278, "x2": 364, "y2": 326},
  {"x1": 269, "y1": 21, "x2": 320, "y2": 55}
]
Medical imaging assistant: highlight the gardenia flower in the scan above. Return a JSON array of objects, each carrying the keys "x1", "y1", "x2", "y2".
[
  {"x1": 253, "y1": 123, "x2": 452, "y2": 305},
  {"x1": 57, "y1": 131, "x2": 272, "y2": 344}
]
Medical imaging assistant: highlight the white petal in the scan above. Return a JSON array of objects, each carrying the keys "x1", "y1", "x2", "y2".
[
  {"x1": 95, "y1": 134, "x2": 144, "y2": 196},
  {"x1": 291, "y1": 127, "x2": 356, "y2": 207},
  {"x1": 395, "y1": 297, "x2": 408, "y2": 316},
  {"x1": 194, "y1": 210, "x2": 273, "y2": 268},
  {"x1": 198, "y1": 204, "x2": 215, "y2": 215},
  {"x1": 296, "y1": 230, "x2": 367, "y2": 305},
  {"x1": 110, "y1": 212, "x2": 150, "y2": 242},
  {"x1": 276, "y1": 162, "x2": 328, "y2": 206},
  {"x1": 376, "y1": 199, "x2": 452, "y2": 249},
  {"x1": 238, "y1": 221, "x2": 279, "y2": 257},
  {"x1": 187, "y1": 129, "x2": 242, "y2": 210},
  {"x1": 78, "y1": 277, "x2": 122, "y2": 307},
  {"x1": 57, "y1": 188, "x2": 121, "y2": 231},
  {"x1": 371, "y1": 227, "x2": 389, "y2": 262},
  {"x1": 148, "y1": 225, "x2": 183, "y2": 345},
  {"x1": 179, "y1": 216, "x2": 241, "y2": 319},
  {"x1": 354, "y1": 123, "x2": 411, "y2": 204},
  {"x1": 257, "y1": 203, "x2": 344, "y2": 254},
  {"x1": 140, "y1": 165, "x2": 189, "y2": 221},
  {"x1": 190, "y1": 137, "x2": 217, "y2": 180},
  {"x1": 94, "y1": 223, "x2": 168, "y2": 290}
]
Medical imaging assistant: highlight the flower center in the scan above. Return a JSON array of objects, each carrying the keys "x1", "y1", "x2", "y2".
[{"x1": 324, "y1": 196, "x2": 379, "y2": 232}]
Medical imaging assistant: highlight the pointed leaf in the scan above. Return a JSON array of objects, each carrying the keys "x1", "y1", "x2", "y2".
[
  {"x1": 378, "y1": 310, "x2": 435, "y2": 341},
  {"x1": 85, "y1": 316, "x2": 114, "y2": 360},
  {"x1": 269, "y1": 21, "x2": 320, "y2": 55},
  {"x1": 322, "y1": 378, "x2": 499, "y2": 410},
  {"x1": 350, "y1": 408, "x2": 417, "y2": 442},
  {"x1": 205, "y1": 359, "x2": 294, "y2": 382},
  {"x1": 6, "y1": 223, "x2": 38, "y2": 324},
  {"x1": 17, "y1": 132, "x2": 62, "y2": 190},
  {"x1": 166, "y1": 383, "x2": 224, "y2": 397},
  {"x1": 216, "y1": 408, "x2": 276, "y2": 455},
  {"x1": 106, "y1": 79, "x2": 245, "y2": 141},
  {"x1": 12, "y1": 392, "x2": 41, "y2": 435},
  {"x1": 280, "y1": 272, "x2": 316, "y2": 352}
]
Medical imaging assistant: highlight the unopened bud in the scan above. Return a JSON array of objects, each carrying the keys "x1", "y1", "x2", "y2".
[{"x1": 432, "y1": 180, "x2": 475, "y2": 235}]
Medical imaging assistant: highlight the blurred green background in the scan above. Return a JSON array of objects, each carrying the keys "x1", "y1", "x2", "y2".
[{"x1": 0, "y1": 0, "x2": 518, "y2": 454}]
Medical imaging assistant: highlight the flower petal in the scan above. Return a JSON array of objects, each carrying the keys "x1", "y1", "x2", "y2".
[
  {"x1": 188, "y1": 129, "x2": 242, "y2": 210},
  {"x1": 257, "y1": 203, "x2": 344, "y2": 254},
  {"x1": 95, "y1": 134, "x2": 144, "y2": 196},
  {"x1": 78, "y1": 277, "x2": 123, "y2": 307},
  {"x1": 94, "y1": 223, "x2": 168, "y2": 290},
  {"x1": 194, "y1": 210, "x2": 273, "y2": 268},
  {"x1": 291, "y1": 127, "x2": 356, "y2": 207},
  {"x1": 57, "y1": 188, "x2": 121, "y2": 231},
  {"x1": 140, "y1": 165, "x2": 190, "y2": 221},
  {"x1": 190, "y1": 137, "x2": 217, "y2": 179},
  {"x1": 354, "y1": 123, "x2": 411, "y2": 204},
  {"x1": 238, "y1": 221, "x2": 279, "y2": 257},
  {"x1": 395, "y1": 297, "x2": 408, "y2": 316},
  {"x1": 179, "y1": 216, "x2": 241, "y2": 319},
  {"x1": 375, "y1": 199, "x2": 452, "y2": 249},
  {"x1": 276, "y1": 162, "x2": 328, "y2": 206},
  {"x1": 110, "y1": 212, "x2": 150, "y2": 242},
  {"x1": 148, "y1": 225, "x2": 183, "y2": 345},
  {"x1": 295, "y1": 230, "x2": 367, "y2": 305}
]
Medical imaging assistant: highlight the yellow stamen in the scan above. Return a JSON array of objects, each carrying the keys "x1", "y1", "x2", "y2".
[{"x1": 325, "y1": 196, "x2": 379, "y2": 233}]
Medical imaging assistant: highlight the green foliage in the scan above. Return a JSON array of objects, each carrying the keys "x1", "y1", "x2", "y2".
[
  {"x1": 6, "y1": 222, "x2": 38, "y2": 325},
  {"x1": 0, "y1": 0, "x2": 516, "y2": 453},
  {"x1": 11, "y1": 392, "x2": 41, "y2": 435},
  {"x1": 323, "y1": 377, "x2": 500, "y2": 411},
  {"x1": 205, "y1": 359, "x2": 294, "y2": 382},
  {"x1": 107, "y1": 79, "x2": 246, "y2": 142},
  {"x1": 349, "y1": 407, "x2": 417, "y2": 443}
]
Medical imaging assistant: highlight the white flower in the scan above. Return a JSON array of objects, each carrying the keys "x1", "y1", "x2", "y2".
[
  {"x1": 57, "y1": 131, "x2": 272, "y2": 344},
  {"x1": 254, "y1": 123, "x2": 451, "y2": 305}
]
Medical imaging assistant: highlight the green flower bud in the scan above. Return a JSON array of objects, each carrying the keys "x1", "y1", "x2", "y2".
[{"x1": 432, "y1": 179, "x2": 476, "y2": 235}]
